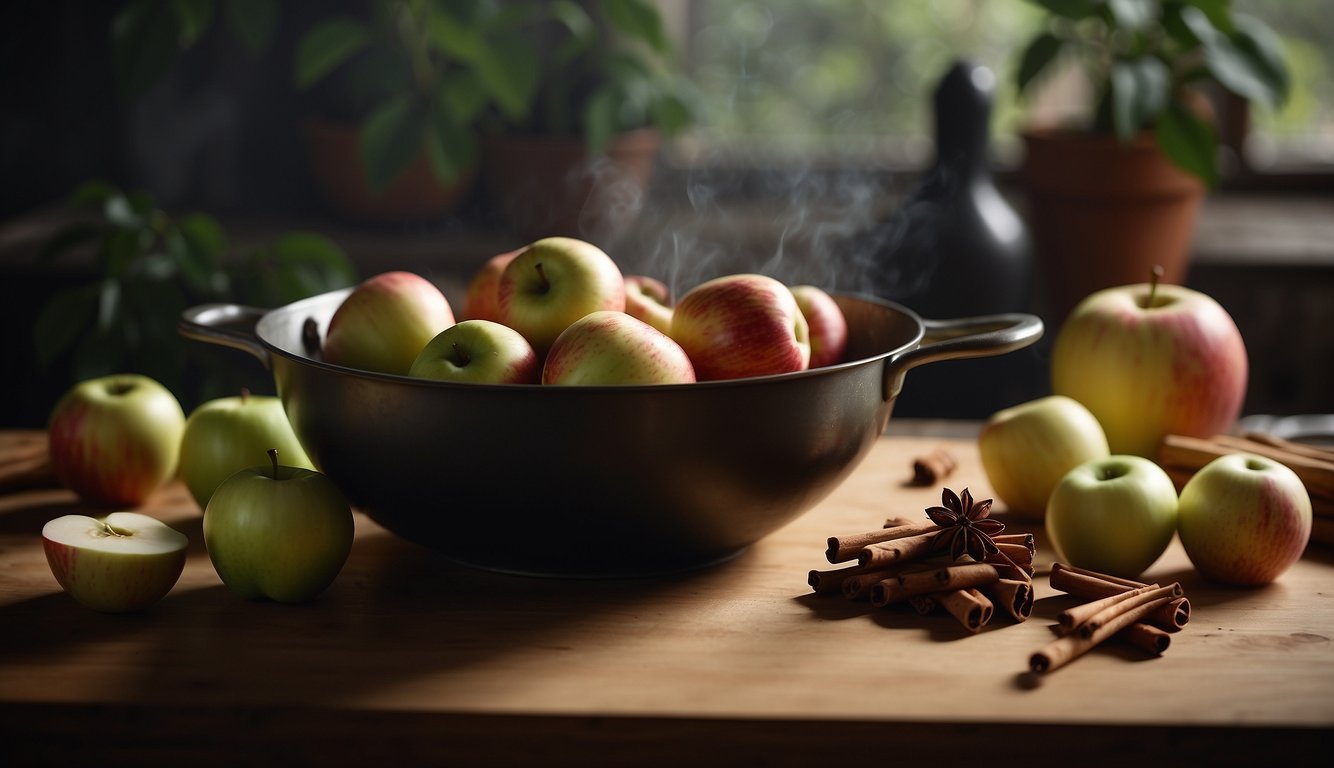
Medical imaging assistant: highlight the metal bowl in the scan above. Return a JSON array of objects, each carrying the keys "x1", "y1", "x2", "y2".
[{"x1": 181, "y1": 290, "x2": 1040, "y2": 577}]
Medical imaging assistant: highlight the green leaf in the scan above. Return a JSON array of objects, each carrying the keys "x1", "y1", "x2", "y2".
[
  {"x1": 427, "y1": 8, "x2": 487, "y2": 62},
  {"x1": 1016, "y1": 32, "x2": 1063, "y2": 94},
  {"x1": 1030, "y1": 0, "x2": 1099, "y2": 20},
  {"x1": 225, "y1": 0, "x2": 277, "y2": 54},
  {"x1": 165, "y1": 228, "x2": 215, "y2": 296},
  {"x1": 249, "y1": 233, "x2": 357, "y2": 305},
  {"x1": 359, "y1": 96, "x2": 426, "y2": 191},
  {"x1": 104, "y1": 194, "x2": 145, "y2": 229},
  {"x1": 111, "y1": 0, "x2": 184, "y2": 100},
  {"x1": 102, "y1": 229, "x2": 142, "y2": 277},
  {"x1": 473, "y1": 36, "x2": 540, "y2": 121},
  {"x1": 294, "y1": 18, "x2": 372, "y2": 89},
  {"x1": 437, "y1": 70, "x2": 489, "y2": 124},
  {"x1": 70, "y1": 180, "x2": 120, "y2": 207},
  {"x1": 1107, "y1": 0, "x2": 1154, "y2": 30},
  {"x1": 1110, "y1": 60, "x2": 1139, "y2": 142},
  {"x1": 34, "y1": 285, "x2": 100, "y2": 371},
  {"x1": 1112, "y1": 55, "x2": 1169, "y2": 140},
  {"x1": 584, "y1": 87, "x2": 619, "y2": 155},
  {"x1": 178, "y1": 212, "x2": 227, "y2": 262},
  {"x1": 1200, "y1": 30, "x2": 1283, "y2": 108},
  {"x1": 1232, "y1": 14, "x2": 1291, "y2": 108},
  {"x1": 603, "y1": 0, "x2": 669, "y2": 52},
  {"x1": 426, "y1": 100, "x2": 478, "y2": 184},
  {"x1": 649, "y1": 91, "x2": 694, "y2": 136},
  {"x1": 1155, "y1": 102, "x2": 1219, "y2": 187},
  {"x1": 550, "y1": 0, "x2": 595, "y2": 44},
  {"x1": 171, "y1": 0, "x2": 214, "y2": 46},
  {"x1": 96, "y1": 278, "x2": 124, "y2": 334}
]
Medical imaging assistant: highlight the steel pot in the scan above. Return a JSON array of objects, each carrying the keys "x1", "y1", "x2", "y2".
[{"x1": 180, "y1": 290, "x2": 1041, "y2": 577}]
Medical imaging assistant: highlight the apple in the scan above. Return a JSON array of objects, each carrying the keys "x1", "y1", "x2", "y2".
[
  {"x1": 42, "y1": 512, "x2": 188, "y2": 613},
  {"x1": 978, "y1": 395, "x2": 1110, "y2": 519},
  {"x1": 496, "y1": 237, "x2": 626, "y2": 355},
  {"x1": 1051, "y1": 269, "x2": 1248, "y2": 457},
  {"x1": 790, "y1": 284, "x2": 848, "y2": 368},
  {"x1": 1177, "y1": 453, "x2": 1312, "y2": 586},
  {"x1": 323, "y1": 270, "x2": 456, "y2": 375},
  {"x1": 409, "y1": 319, "x2": 540, "y2": 384},
  {"x1": 669, "y1": 273, "x2": 811, "y2": 381},
  {"x1": 204, "y1": 449, "x2": 354, "y2": 603},
  {"x1": 47, "y1": 374, "x2": 186, "y2": 507},
  {"x1": 542, "y1": 311, "x2": 696, "y2": 386},
  {"x1": 461, "y1": 248, "x2": 521, "y2": 322},
  {"x1": 179, "y1": 389, "x2": 315, "y2": 509},
  {"x1": 1045, "y1": 455, "x2": 1180, "y2": 579},
  {"x1": 623, "y1": 275, "x2": 675, "y2": 335}
]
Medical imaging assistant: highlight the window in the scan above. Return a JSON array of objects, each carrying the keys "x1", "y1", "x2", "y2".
[{"x1": 678, "y1": 0, "x2": 1334, "y2": 178}]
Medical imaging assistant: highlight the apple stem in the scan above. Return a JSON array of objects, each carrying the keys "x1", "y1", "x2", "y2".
[
  {"x1": 534, "y1": 262, "x2": 551, "y2": 294},
  {"x1": 1145, "y1": 265, "x2": 1165, "y2": 308},
  {"x1": 267, "y1": 448, "x2": 279, "y2": 479},
  {"x1": 97, "y1": 520, "x2": 127, "y2": 538},
  {"x1": 240, "y1": 387, "x2": 250, "y2": 403},
  {"x1": 451, "y1": 341, "x2": 471, "y2": 366}
]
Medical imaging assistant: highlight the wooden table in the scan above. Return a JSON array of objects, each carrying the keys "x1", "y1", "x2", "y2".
[{"x1": 2, "y1": 426, "x2": 1331, "y2": 766}]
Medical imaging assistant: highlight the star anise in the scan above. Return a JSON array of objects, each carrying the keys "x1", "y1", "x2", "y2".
[{"x1": 926, "y1": 487, "x2": 1004, "y2": 563}]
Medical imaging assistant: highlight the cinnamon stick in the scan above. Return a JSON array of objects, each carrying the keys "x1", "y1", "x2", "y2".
[
  {"x1": 985, "y1": 578, "x2": 1034, "y2": 622},
  {"x1": 1078, "y1": 584, "x2": 1182, "y2": 638},
  {"x1": 1158, "y1": 433, "x2": 1334, "y2": 501},
  {"x1": 993, "y1": 532, "x2": 1035, "y2": 557},
  {"x1": 827, "y1": 521, "x2": 939, "y2": 563},
  {"x1": 1049, "y1": 562, "x2": 1148, "y2": 600},
  {"x1": 1029, "y1": 591, "x2": 1176, "y2": 674},
  {"x1": 937, "y1": 588, "x2": 993, "y2": 632},
  {"x1": 908, "y1": 594, "x2": 938, "y2": 615},
  {"x1": 857, "y1": 531, "x2": 939, "y2": 568},
  {"x1": 1149, "y1": 596, "x2": 1192, "y2": 631},
  {"x1": 1120, "y1": 622, "x2": 1172, "y2": 655},
  {"x1": 1056, "y1": 584, "x2": 1160, "y2": 635},
  {"x1": 1242, "y1": 431, "x2": 1334, "y2": 464},
  {"x1": 840, "y1": 562, "x2": 933, "y2": 600},
  {"x1": 911, "y1": 446, "x2": 958, "y2": 486},
  {"x1": 870, "y1": 562, "x2": 999, "y2": 607}
]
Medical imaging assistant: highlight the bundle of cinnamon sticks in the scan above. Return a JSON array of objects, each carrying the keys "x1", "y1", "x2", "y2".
[
  {"x1": 809, "y1": 516, "x2": 1035, "y2": 633},
  {"x1": 1028, "y1": 563, "x2": 1191, "y2": 675},
  {"x1": 1158, "y1": 431, "x2": 1334, "y2": 547}
]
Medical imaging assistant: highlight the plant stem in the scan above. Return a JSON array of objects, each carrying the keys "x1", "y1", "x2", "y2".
[
  {"x1": 1147, "y1": 264, "x2": 1164, "y2": 307},
  {"x1": 267, "y1": 448, "x2": 279, "y2": 480}
]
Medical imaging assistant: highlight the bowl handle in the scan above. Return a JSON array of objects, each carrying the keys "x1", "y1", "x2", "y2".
[
  {"x1": 882, "y1": 313, "x2": 1044, "y2": 400},
  {"x1": 178, "y1": 303, "x2": 272, "y2": 369}
]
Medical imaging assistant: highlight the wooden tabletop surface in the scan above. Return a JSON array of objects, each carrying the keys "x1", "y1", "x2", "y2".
[{"x1": 1, "y1": 425, "x2": 1330, "y2": 766}]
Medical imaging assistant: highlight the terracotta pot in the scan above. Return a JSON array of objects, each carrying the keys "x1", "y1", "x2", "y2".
[
  {"x1": 479, "y1": 128, "x2": 660, "y2": 246},
  {"x1": 304, "y1": 118, "x2": 476, "y2": 224},
  {"x1": 1021, "y1": 128, "x2": 1206, "y2": 324}
]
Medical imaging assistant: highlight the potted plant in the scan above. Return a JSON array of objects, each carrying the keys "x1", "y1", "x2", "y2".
[
  {"x1": 470, "y1": 0, "x2": 697, "y2": 245},
  {"x1": 1014, "y1": 0, "x2": 1289, "y2": 323},
  {"x1": 293, "y1": 0, "x2": 530, "y2": 223}
]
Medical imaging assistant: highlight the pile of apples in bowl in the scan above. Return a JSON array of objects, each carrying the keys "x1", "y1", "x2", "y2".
[{"x1": 181, "y1": 236, "x2": 1041, "y2": 577}]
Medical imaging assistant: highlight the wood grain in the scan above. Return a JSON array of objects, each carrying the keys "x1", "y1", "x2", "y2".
[{"x1": 2, "y1": 425, "x2": 1332, "y2": 765}]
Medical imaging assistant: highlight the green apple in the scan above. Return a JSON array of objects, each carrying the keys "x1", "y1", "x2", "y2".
[
  {"x1": 670, "y1": 273, "x2": 811, "y2": 381},
  {"x1": 1177, "y1": 453, "x2": 1312, "y2": 586},
  {"x1": 42, "y1": 512, "x2": 188, "y2": 613},
  {"x1": 978, "y1": 395, "x2": 1110, "y2": 519},
  {"x1": 408, "y1": 319, "x2": 539, "y2": 384},
  {"x1": 203, "y1": 449, "x2": 354, "y2": 603},
  {"x1": 496, "y1": 237, "x2": 626, "y2": 356},
  {"x1": 323, "y1": 270, "x2": 456, "y2": 375},
  {"x1": 541, "y1": 311, "x2": 696, "y2": 386},
  {"x1": 47, "y1": 374, "x2": 186, "y2": 507},
  {"x1": 179, "y1": 389, "x2": 315, "y2": 509},
  {"x1": 1045, "y1": 455, "x2": 1179, "y2": 579},
  {"x1": 1051, "y1": 272, "x2": 1248, "y2": 457}
]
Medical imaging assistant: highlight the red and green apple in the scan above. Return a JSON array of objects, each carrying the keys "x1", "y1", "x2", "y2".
[
  {"x1": 409, "y1": 319, "x2": 540, "y2": 384},
  {"x1": 322, "y1": 270, "x2": 456, "y2": 375},
  {"x1": 42, "y1": 511, "x2": 188, "y2": 613},
  {"x1": 542, "y1": 310, "x2": 696, "y2": 386},
  {"x1": 670, "y1": 273, "x2": 811, "y2": 381}
]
